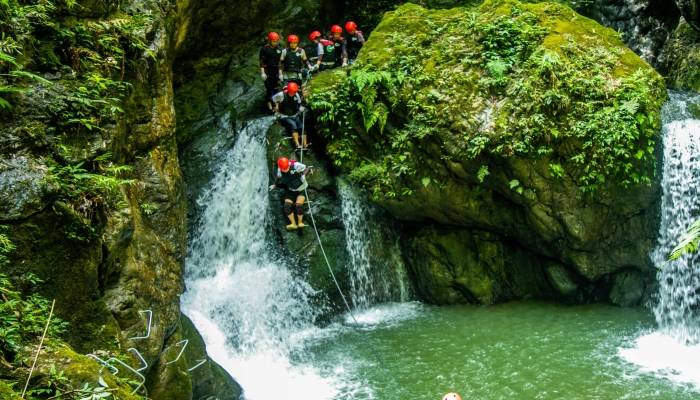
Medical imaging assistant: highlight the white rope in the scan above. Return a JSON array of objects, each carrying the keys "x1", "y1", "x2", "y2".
[
  {"x1": 299, "y1": 111, "x2": 361, "y2": 326},
  {"x1": 22, "y1": 299, "x2": 55, "y2": 398}
]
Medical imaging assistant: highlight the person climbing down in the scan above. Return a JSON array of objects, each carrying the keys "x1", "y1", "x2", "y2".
[
  {"x1": 279, "y1": 34, "x2": 313, "y2": 85},
  {"x1": 269, "y1": 157, "x2": 312, "y2": 230},
  {"x1": 259, "y1": 31, "x2": 283, "y2": 111},
  {"x1": 272, "y1": 82, "x2": 308, "y2": 149},
  {"x1": 344, "y1": 21, "x2": 365, "y2": 63},
  {"x1": 328, "y1": 25, "x2": 348, "y2": 67}
]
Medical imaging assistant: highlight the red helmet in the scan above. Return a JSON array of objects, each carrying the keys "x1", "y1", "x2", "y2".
[
  {"x1": 331, "y1": 25, "x2": 343, "y2": 34},
  {"x1": 287, "y1": 34, "x2": 299, "y2": 43},
  {"x1": 285, "y1": 82, "x2": 299, "y2": 96},
  {"x1": 268, "y1": 32, "x2": 280, "y2": 42},
  {"x1": 345, "y1": 21, "x2": 357, "y2": 33},
  {"x1": 309, "y1": 31, "x2": 322, "y2": 41},
  {"x1": 277, "y1": 157, "x2": 290, "y2": 171}
]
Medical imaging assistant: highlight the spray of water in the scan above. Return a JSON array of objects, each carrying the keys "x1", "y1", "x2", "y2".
[
  {"x1": 651, "y1": 92, "x2": 700, "y2": 343},
  {"x1": 339, "y1": 179, "x2": 411, "y2": 309},
  {"x1": 620, "y1": 91, "x2": 700, "y2": 388},
  {"x1": 181, "y1": 117, "x2": 341, "y2": 399}
]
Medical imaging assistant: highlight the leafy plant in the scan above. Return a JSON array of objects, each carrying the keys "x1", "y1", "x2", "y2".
[{"x1": 669, "y1": 219, "x2": 700, "y2": 261}]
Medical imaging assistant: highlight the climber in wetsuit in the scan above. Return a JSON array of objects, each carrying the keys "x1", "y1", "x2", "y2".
[
  {"x1": 259, "y1": 31, "x2": 283, "y2": 111},
  {"x1": 272, "y1": 82, "x2": 308, "y2": 149},
  {"x1": 344, "y1": 21, "x2": 365, "y2": 63},
  {"x1": 279, "y1": 34, "x2": 313, "y2": 86},
  {"x1": 269, "y1": 157, "x2": 312, "y2": 230}
]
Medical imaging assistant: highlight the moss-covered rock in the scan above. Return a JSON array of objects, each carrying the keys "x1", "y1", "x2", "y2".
[
  {"x1": 309, "y1": 0, "x2": 665, "y2": 303},
  {"x1": 661, "y1": 19, "x2": 700, "y2": 92},
  {"x1": 403, "y1": 227, "x2": 554, "y2": 304}
]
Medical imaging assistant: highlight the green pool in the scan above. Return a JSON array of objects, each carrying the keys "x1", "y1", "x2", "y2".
[{"x1": 300, "y1": 302, "x2": 700, "y2": 400}]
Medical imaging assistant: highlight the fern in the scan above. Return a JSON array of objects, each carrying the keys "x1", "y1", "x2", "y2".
[{"x1": 669, "y1": 218, "x2": 700, "y2": 261}]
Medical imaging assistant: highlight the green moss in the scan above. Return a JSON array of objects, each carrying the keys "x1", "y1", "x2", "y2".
[
  {"x1": 663, "y1": 21, "x2": 700, "y2": 93},
  {"x1": 309, "y1": 0, "x2": 665, "y2": 199}
]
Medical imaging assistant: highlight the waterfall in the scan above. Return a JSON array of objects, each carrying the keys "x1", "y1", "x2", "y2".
[
  {"x1": 619, "y1": 91, "x2": 700, "y2": 388},
  {"x1": 651, "y1": 91, "x2": 700, "y2": 343},
  {"x1": 339, "y1": 179, "x2": 411, "y2": 309},
  {"x1": 181, "y1": 117, "x2": 340, "y2": 399}
]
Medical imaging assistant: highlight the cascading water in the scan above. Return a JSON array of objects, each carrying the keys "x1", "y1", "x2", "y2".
[
  {"x1": 620, "y1": 90, "x2": 700, "y2": 388},
  {"x1": 181, "y1": 117, "x2": 341, "y2": 399},
  {"x1": 652, "y1": 91, "x2": 700, "y2": 342},
  {"x1": 339, "y1": 180, "x2": 411, "y2": 309}
]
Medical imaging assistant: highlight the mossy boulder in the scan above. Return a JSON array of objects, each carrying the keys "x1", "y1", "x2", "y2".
[{"x1": 309, "y1": 0, "x2": 665, "y2": 303}]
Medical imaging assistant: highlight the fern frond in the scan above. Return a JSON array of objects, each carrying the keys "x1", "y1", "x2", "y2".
[{"x1": 669, "y1": 218, "x2": 700, "y2": 261}]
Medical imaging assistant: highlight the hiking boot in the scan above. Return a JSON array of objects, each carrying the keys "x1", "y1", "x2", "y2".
[
  {"x1": 286, "y1": 223, "x2": 298, "y2": 230},
  {"x1": 297, "y1": 222, "x2": 306, "y2": 229}
]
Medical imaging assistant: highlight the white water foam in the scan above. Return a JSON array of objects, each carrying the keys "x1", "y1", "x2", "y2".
[
  {"x1": 181, "y1": 117, "x2": 344, "y2": 399},
  {"x1": 620, "y1": 91, "x2": 700, "y2": 389}
]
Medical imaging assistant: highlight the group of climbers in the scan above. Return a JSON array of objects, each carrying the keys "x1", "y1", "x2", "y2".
[{"x1": 262, "y1": 22, "x2": 363, "y2": 230}]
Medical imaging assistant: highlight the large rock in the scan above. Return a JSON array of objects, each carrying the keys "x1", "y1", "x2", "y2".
[
  {"x1": 0, "y1": 0, "x2": 243, "y2": 396},
  {"x1": 402, "y1": 227, "x2": 554, "y2": 304},
  {"x1": 676, "y1": 0, "x2": 700, "y2": 30},
  {"x1": 660, "y1": 19, "x2": 700, "y2": 92},
  {"x1": 309, "y1": 0, "x2": 666, "y2": 304}
]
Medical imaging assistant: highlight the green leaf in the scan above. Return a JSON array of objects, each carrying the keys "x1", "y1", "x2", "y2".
[
  {"x1": 9, "y1": 70, "x2": 53, "y2": 85},
  {"x1": 477, "y1": 165, "x2": 490, "y2": 183},
  {"x1": 669, "y1": 218, "x2": 700, "y2": 261},
  {"x1": 421, "y1": 176, "x2": 431, "y2": 187},
  {"x1": 508, "y1": 179, "x2": 520, "y2": 189}
]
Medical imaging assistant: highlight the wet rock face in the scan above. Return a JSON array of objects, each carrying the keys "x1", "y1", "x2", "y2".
[
  {"x1": 583, "y1": 0, "x2": 680, "y2": 66},
  {"x1": 661, "y1": 19, "x2": 700, "y2": 92},
  {"x1": 0, "y1": 156, "x2": 56, "y2": 220},
  {"x1": 1, "y1": 0, "x2": 242, "y2": 395},
  {"x1": 675, "y1": 0, "x2": 700, "y2": 30}
]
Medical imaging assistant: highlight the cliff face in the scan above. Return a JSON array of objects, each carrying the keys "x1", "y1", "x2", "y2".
[
  {"x1": 0, "y1": 0, "x2": 240, "y2": 397},
  {"x1": 309, "y1": 0, "x2": 667, "y2": 306}
]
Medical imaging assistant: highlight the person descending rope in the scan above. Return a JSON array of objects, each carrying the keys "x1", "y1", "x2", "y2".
[
  {"x1": 259, "y1": 31, "x2": 283, "y2": 112},
  {"x1": 344, "y1": 21, "x2": 365, "y2": 63},
  {"x1": 269, "y1": 157, "x2": 312, "y2": 230},
  {"x1": 279, "y1": 34, "x2": 313, "y2": 86},
  {"x1": 328, "y1": 25, "x2": 348, "y2": 67},
  {"x1": 272, "y1": 82, "x2": 308, "y2": 149}
]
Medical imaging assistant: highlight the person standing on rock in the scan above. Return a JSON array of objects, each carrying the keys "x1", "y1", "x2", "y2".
[
  {"x1": 269, "y1": 157, "x2": 311, "y2": 230},
  {"x1": 259, "y1": 31, "x2": 283, "y2": 112},
  {"x1": 272, "y1": 82, "x2": 308, "y2": 149},
  {"x1": 344, "y1": 21, "x2": 365, "y2": 63},
  {"x1": 279, "y1": 34, "x2": 313, "y2": 86},
  {"x1": 311, "y1": 30, "x2": 341, "y2": 71},
  {"x1": 328, "y1": 25, "x2": 348, "y2": 67}
]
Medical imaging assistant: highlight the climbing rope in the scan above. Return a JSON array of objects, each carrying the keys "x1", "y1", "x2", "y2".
[{"x1": 298, "y1": 111, "x2": 362, "y2": 327}]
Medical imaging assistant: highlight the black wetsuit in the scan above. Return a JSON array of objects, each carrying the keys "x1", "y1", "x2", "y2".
[{"x1": 259, "y1": 44, "x2": 283, "y2": 102}]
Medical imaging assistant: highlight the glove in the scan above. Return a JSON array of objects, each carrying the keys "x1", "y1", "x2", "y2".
[
  {"x1": 299, "y1": 106, "x2": 307, "y2": 113},
  {"x1": 268, "y1": 184, "x2": 276, "y2": 192},
  {"x1": 261, "y1": 71, "x2": 267, "y2": 80},
  {"x1": 341, "y1": 61, "x2": 347, "y2": 67}
]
